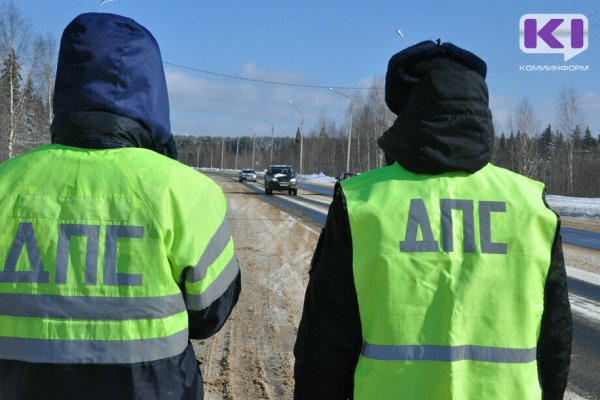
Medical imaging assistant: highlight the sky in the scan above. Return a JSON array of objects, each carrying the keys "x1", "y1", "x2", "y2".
[{"x1": 11, "y1": 0, "x2": 600, "y2": 138}]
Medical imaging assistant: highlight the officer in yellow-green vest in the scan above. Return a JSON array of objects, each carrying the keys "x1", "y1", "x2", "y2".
[
  {"x1": 294, "y1": 40, "x2": 571, "y2": 400},
  {"x1": 0, "y1": 13, "x2": 240, "y2": 399}
]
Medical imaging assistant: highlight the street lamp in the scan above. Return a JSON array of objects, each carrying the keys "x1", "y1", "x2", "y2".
[
  {"x1": 235, "y1": 135, "x2": 240, "y2": 171},
  {"x1": 262, "y1": 118, "x2": 275, "y2": 165},
  {"x1": 329, "y1": 88, "x2": 354, "y2": 172},
  {"x1": 288, "y1": 99, "x2": 304, "y2": 175},
  {"x1": 246, "y1": 126, "x2": 256, "y2": 169}
]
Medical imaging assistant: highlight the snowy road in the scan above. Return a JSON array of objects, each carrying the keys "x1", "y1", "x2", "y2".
[{"x1": 197, "y1": 170, "x2": 600, "y2": 399}]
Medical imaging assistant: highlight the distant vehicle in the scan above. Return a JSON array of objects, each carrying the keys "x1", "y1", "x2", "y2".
[
  {"x1": 239, "y1": 169, "x2": 257, "y2": 182},
  {"x1": 264, "y1": 164, "x2": 297, "y2": 195},
  {"x1": 337, "y1": 171, "x2": 359, "y2": 181}
]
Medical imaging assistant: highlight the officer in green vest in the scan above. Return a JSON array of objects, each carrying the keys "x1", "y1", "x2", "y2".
[
  {"x1": 294, "y1": 40, "x2": 571, "y2": 399},
  {"x1": 0, "y1": 13, "x2": 240, "y2": 399}
]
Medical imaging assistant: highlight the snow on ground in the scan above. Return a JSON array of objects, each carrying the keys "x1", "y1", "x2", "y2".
[
  {"x1": 296, "y1": 172, "x2": 337, "y2": 185},
  {"x1": 546, "y1": 195, "x2": 600, "y2": 220}
]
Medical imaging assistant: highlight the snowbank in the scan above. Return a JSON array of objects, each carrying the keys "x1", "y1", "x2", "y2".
[{"x1": 546, "y1": 195, "x2": 600, "y2": 220}]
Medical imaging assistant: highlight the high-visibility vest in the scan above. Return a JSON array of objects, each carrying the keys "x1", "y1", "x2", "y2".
[
  {"x1": 341, "y1": 163, "x2": 557, "y2": 399},
  {"x1": 0, "y1": 144, "x2": 238, "y2": 364}
]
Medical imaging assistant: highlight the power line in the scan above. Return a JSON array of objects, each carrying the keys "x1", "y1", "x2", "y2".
[{"x1": 162, "y1": 61, "x2": 379, "y2": 90}]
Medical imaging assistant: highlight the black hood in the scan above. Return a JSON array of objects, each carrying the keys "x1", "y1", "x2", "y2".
[
  {"x1": 378, "y1": 41, "x2": 493, "y2": 174},
  {"x1": 51, "y1": 13, "x2": 177, "y2": 159}
]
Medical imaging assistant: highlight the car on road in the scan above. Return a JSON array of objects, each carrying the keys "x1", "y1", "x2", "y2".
[
  {"x1": 239, "y1": 169, "x2": 257, "y2": 182},
  {"x1": 337, "y1": 171, "x2": 359, "y2": 181},
  {"x1": 264, "y1": 164, "x2": 297, "y2": 195}
]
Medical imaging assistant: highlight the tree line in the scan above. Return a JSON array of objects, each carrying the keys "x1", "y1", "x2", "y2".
[
  {"x1": 175, "y1": 79, "x2": 394, "y2": 178},
  {"x1": 0, "y1": 2, "x2": 56, "y2": 161},
  {"x1": 1, "y1": 1, "x2": 599, "y2": 197}
]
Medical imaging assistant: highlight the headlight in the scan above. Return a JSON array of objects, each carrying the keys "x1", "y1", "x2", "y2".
[
  {"x1": 290, "y1": 178, "x2": 297, "y2": 184},
  {"x1": 272, "y1": 178, "x2": 278, "y2": 182}
]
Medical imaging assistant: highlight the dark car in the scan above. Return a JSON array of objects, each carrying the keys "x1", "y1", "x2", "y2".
[
  {"x1": 264, "y1": 165, "x2": 297, "y2": 195},
  {"x1": 337, "y1": 171, "x2": 359, "y2": 181},
  {"x1": 239, "y1": 169, "x2": 257, "y2": 182}
]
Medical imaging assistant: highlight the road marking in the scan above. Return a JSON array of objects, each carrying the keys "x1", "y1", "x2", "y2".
[
  {"x1": 271, "y1": 193, "x2": 330, "y2": 215},
  {"x1": 565, "y1": 389, "x2": 589, "y2": 400},
  {"x1": 569, "y1": 293, "x2": 600, "y2": 323},
  {"x1": 567, "y1": 266, "x2": 600, "y2": 287}
]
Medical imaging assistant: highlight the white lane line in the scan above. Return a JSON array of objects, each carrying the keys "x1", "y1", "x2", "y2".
[
  {"x1": 569, "y1": 293, "x2": 600, "y2": 323},
  {"x1": 274, "y1": 193, "x2": 330, "y2": 215},
  {"x1": 567, "y1": 266, "x2": 600, "y2": 287},
  {"x1": 565, "y1": 389, "x2": 589, "y2": 400}
]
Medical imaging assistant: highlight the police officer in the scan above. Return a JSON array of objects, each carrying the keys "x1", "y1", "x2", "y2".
[
  {"x1": 0, "y1": 13, "x2": 240, "y2": 399},
  {"x1": 294, "y1": 41, "x2": 572, "y2": 399}
]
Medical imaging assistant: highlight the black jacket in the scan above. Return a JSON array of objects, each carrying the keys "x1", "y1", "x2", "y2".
[
  {"x1": 294, "y1": 185, "x2": 571, "y2": 400},
  {"x1": 294, "y1": 43, "x2": 571, "y2": 400}
]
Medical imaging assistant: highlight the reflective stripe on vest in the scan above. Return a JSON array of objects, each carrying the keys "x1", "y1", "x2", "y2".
[
  {"x1": 362, "y1": 342, "x2": 537, "y2": 363},
  {"x1": 342, "y1": 163, "x2": 557, "y2": 400},
  {"x1": 0, "y1": 329, "x2": 189, "y2": 364}
]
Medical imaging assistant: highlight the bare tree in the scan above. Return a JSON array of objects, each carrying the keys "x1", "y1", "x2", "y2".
[
  {"x1": 0, "y1": 1, "x2": 31, "y2": 159},
  {"x1": 32, "y1": 33, "x2": 56, "y2": 129},
  {"x1": 555, "y1": 86, "x2": 584, "y2": 195},
  {"x1": 507, "y1": 97, "x2": 540, "y2": 177}
]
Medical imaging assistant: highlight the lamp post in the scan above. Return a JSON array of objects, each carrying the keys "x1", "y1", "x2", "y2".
[
  {"x1": 288, "y1": 100, "x2": 304, "y2": 175},
  {"x1": 329, "y1": 88, "x2": 353, "y2": 172},
  {"x1": 246, "y1": 126, "x2": 256, "y2": 169},
  {"x1": 235, "y1": 135, "x2": 240, "y2": 170},
  {"x1": 262, "y1": 118, "x2": 275, "y2": 165},
  {"x1": 220, "y1": 137, "x2": 225, "y2": 170}
]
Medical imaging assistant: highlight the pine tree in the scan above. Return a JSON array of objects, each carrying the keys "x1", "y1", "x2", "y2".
[
  {"x1": 539, "y1": 124, "x2": 554, "y2": 158},
  {"x1": 572, "y1": 125, "x2": 583, "y2": 149},
  {"x1": 582, "y1": 127, "x2": 596, "y2": 150},
  {"x1": 319, "y1": 126, "x2": 327, "y2": 139}
]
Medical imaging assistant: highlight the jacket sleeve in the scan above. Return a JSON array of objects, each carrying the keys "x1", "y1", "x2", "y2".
[
  {"x1": 169, "y1": 176, "x2": 241, "y2": 340},
  {"x1": 187, "y1": 266, "x2": 241, "y2": 340},
  {"x1": 181, "y1": 215, "x2": 241, "y2": 340},
  {"x1": 537, "y1": 208, "x2": 572, "y2": 400},
  {"x1": 294, "y1": 184, "x2": 362, "y2": 400}
]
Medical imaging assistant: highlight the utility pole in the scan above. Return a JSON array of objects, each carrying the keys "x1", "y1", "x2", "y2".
[
  {"x1": 235, "y1": 136, "x2": 240, "y2": 170},
  {"x1": 329, "y1": 88, "x2": 354, "y2": 171},
  {"x1": 221, "y1": 137, "x2": 225, "y2": 170},
  {"x1": 196, "y1": 143, "x2": 200, "y2": 168},
  {"x1": 252, "y1": 134, "x2": 256, "y2": 169},
  {"x1": 288, "y1": 100, "x2": 304, "y2": 174},
  {"x1": 246, "y1": 126, "x2": 257, "y2": 169},
  {"x1": 263, "y1": 118, "x2": 275, "y2": 165}
]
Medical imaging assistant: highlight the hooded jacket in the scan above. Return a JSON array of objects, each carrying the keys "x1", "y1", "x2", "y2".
[
  {"x1": 294, "y1": 41, "x2": 571, "y2": 400},
  {"x1": 0, "y1": 13, "x2": 240, "y2": 400},
  {"x1": 51, "y1": 12, "x2": 177, "y2": 159}
]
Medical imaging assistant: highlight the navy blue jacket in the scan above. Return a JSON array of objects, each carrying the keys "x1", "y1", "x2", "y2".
[{"x1": 0, "y1": 13, "x2": 240, "y2": 400}]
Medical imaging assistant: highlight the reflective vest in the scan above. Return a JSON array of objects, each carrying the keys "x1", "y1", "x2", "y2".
[
  {"x1": 341, "y1": 163, "x2": 557, "y2": 399},
  {"x1": 0, "y1": 144, "x2": 238, "y2": 364}
]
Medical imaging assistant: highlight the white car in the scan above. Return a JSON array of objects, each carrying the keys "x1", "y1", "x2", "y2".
[{"x1": 239, "y1": 169, "x2": 257, "y2": 182}]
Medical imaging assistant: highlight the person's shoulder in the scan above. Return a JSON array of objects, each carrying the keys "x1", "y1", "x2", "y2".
[
  {"x1": 0, "y1": 145, "x2": 54, "y2": 175},
  {"x1": 340, "y1": 164, "x2": 398, "y2": 192},
  {"x1": 118, "y1": 148, "x2": 220, "y2": 191},
  {"x1": 486, "y1": 163, "x2": 545, "y2": 189}
]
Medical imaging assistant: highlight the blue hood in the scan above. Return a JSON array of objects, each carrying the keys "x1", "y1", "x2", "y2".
[{"x1": 52, "y1": 12, "x2": 176, "y2": 159}]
